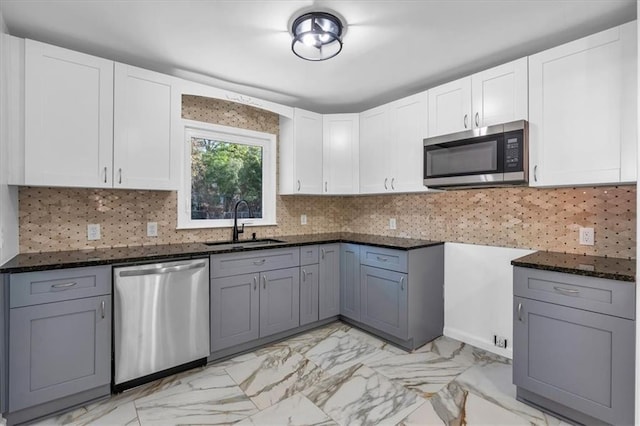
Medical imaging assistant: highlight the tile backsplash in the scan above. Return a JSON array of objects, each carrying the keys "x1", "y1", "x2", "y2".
[{"x1": 15, "y1": 95, "x2": 637, "y2": 258}]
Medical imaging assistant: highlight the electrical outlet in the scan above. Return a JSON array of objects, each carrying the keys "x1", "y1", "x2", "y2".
[
  {"x1": 147, "y1": 222, "x2": 158, "y2": 237},
  {"x1": 579, "y1": 227, "x2": 594, "y2": 246},
  {"x1": 300, "y1": 214, "x2": 307, "y2": 225},
  {"x1": 87, "y1": 224, "x2": 101, "y2": 241},
  {"x1": 389, "y1": 218, "x2": 397, "y2": 230},
  {"x1": 494, "y1": 335, "x2": 508, "y2": 349}
]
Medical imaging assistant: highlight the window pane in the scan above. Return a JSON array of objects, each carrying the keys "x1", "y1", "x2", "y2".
[{"x1": 191, "y1": 138, "x2": 263, "y2": 220}]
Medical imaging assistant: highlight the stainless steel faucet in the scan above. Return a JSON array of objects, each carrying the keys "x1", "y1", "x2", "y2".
[{"x1": 232, "y1": 199, "x2": 251, "y2": 242}]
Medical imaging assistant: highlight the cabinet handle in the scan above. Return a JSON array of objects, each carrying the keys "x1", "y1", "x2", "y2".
[
  {"x1": 253, "y1": 259, "x2": 266, "y2": 265},
  {"x1": 391, "y1": 178, "x2": 395, "y2": 190},
  {"x1": 51, "y1": 281, "x2": 77, "y2": 290},
  {"x1": 517, "y1": 303, "x2": 523, "y2": 321},
  {"x1": 376, "y1": 256, "x2": 388, "y2": 262},
  {"x1": 553, "y1": 286, "x2": 580, "y2": 296},
  {"x1": 302, "y1": 269, "x2": 307, "y2": 282},
  {"x1": 101, "y1": 300, "x2": 105, "y2": 319},
  {"x1": 399, "y1": 276, "x2": 405, "y2": 291},
  {"x1": 325, "y1": 182, "x2": 328, "y2": 192},
  {"x1": 321, "y1": 248, "x2": 325, "y2": 259},
  {"x1": 463, "y1": 114, "x2": 468, "y2": 129},
  {"x1": 384, "y1": 178, "x2": 388, "y2": 190},
  {"x1": 475, "y1": 112, "x2": 479, "y2": 127},
  {"x1": 118, "y1": 168, "x2": 122, "y2": 184},
  {"x1": 253, "y1": 276, "x2": 257, "y2": 290},
  {"x1": 103, "y1": 167, "x2": 107, "y2": 183},
  {"x1": 297, "y1": 180, "x2": 301, "y2": 191},
  {"x1": 263, "y1": 275, "x2": 267, "y2": 289},
  {"x1": 533, "y1": 165, "x2": 538, "y2": 182}
]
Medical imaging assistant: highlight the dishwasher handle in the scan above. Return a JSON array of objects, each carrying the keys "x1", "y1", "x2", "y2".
[{"x1": 118, "y1": 261, "x2": 207, "y2": 277}]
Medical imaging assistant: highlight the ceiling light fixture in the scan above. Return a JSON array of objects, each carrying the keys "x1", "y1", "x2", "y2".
[{"x1": 291, "y1": 11, "x2": 344, "y2": 61}]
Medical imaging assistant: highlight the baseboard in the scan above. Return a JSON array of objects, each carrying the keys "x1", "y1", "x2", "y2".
[{"x1": 443, "y1": 326, "x2": 512, "y2": 359}]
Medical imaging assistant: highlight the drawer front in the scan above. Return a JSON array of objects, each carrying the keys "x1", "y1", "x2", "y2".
[
  {"x1": 360, "y1": 246, "x2": 407, "y2": 273},
  {"x1": 514, "y1": 267, "x2": 635, "y2": 319},
  {"x1": 10, "y1": 266, "x2": 112, "y2": 308},
  {"x1": 300, "y1": 245, "x2": 319, "y2": 266},
  {"x1": 211, "y1": 248, "x2": 300, "y2": 278}
]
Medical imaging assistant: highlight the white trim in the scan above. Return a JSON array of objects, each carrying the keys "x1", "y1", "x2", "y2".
[
  {"x1": 443, "y1": 326, "x2": 513, "y2": 359},
  {"x1": 177, "y1": 119, "x2": 277, "y2": 229}
]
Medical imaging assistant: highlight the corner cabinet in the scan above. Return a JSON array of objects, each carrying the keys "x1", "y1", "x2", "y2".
[
  {"x1": 15, "y1": 39, "x2": 180, "y2": 190},
  {"x1": 279, "y1": 108, "x2": 323, "y2": 194},
  {"x1": 427, "y1": 58, "x2": 527, "y2": 137},
  {"x1": 6, "y1": 266, "x2": 112, "y2": 425},
  {"x1": 528, "y1": 21, "x2": 637, "y2": 186},
  {"x1": 359, "y1": 92, "x2": 428, "y2": 194},
  {"x1": 322, "y1": 114, "x2": 359, "y2": 194},
  {"x1": 340, "y1": 243, "x2": 361, "y2": 321},
  {"x1": 318, "y1": 244, "x2": 341, "y2": 319},
  {"x1": 513, "y1": 267, "x2": 635, "y2": 425}
]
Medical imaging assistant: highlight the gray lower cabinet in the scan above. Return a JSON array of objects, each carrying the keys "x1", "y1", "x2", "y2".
[
  {"x1": 6, "y1": 266, "x2": 112, "y2": 423},
  {"x1": 260, "y1": 267, "x2": 300, "y2": 337},
  {"x1": 318, "y1": 244, "x2": 340, "y2": 319},
  {"x1": 210, "y1": 273, "x2": 260, "y2": 352},
  {"x1": 300, "y1": 264, "x2": 319, "y2": 326},
  {"x1": 360, "y1": 266, "x2": 408, "y2": 340},
  {"x1": 340, "y1": 243, "x2": 361, "y2": 321},
  {"x1": 513, "y1": 267, "x2": 635, "y2": 425}
]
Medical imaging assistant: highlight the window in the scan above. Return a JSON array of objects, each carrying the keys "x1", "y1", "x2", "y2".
[{"x1": 178, "y1": 121, "x2": 276, "y2": 229}]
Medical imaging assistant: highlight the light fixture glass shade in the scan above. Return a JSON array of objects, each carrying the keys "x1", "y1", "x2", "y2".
[{"x1": 291, "y1": 12, "x2": 343, "y2": 61}]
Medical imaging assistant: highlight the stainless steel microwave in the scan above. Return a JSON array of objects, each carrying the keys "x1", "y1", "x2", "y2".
[{"x1": 423, "y1": 120, "x2": 528, "y2": 189}]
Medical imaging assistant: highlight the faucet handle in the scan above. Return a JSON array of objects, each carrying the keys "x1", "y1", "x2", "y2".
[{"x1": 239, "y1": 223, "x2": 245, "y2": 234}]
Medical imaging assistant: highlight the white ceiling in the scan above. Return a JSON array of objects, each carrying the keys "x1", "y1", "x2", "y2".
[{"x1": 0, "y1": 0, "x2": 636, "y2": 113}]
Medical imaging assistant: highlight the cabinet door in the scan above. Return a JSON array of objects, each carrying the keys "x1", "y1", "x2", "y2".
[
  {"x1": 471, "y1": 58, "x2": 527, "y2": 128},
  {"x1": 9, "y1": 296, "x2": 111, "y2": 412},
  {"x1": 359, "y1": 105, "x2": 390, "y2": 194},
  {"x1": 340, "y1": 243, "x2": 361, "y2": 321},
  {"x1": 260, "y1": 267, "x2": 300, "y2": 337},
  {"x1": 113, "y1": 63, "x2": 178, "y2": 190},
  {"x1": 211, "y1": 273, "x2": 259, "y2": 352},
  {"x1": 294, "y1": 108, "x2": 323, "y2": 194},
  {"x1": 360, "y1": 266, "x2": 408, "y2": 339},
  {"x1": 24, "y1": 39, "x2": 114, "y2": 188},
  {"x1": 323, "y1": 114, "x2": 359, "y2": 194},
  {"x1": 513, "y1": 297, "x2": 634, "y2": 425},
  {"x1": 427, "y1": 77, "x2": 472, "y2": 137},
  {"x1": 319, "y1": 244, "x2": 340, "y2": 319},
  {"x1": 528, "y1": 21, "x2": 637, "y2": 186},
  {"x1": 388, "y1": 92, "x2": 428, "y2": 192},
  {"x1": 300, "y1": 264, "x2": 319, "y2": 326}
]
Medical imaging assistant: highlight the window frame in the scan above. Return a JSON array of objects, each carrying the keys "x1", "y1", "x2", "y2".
[{"x1": 177, "y1": 119, "x2": 277, "y2": 229}]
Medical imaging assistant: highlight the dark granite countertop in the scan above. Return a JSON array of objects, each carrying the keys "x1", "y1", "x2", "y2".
[
  {"x1": 0, "y1": 233, "x2": 443, "y2": 273},
  {"x1": 511, "y1": 251, "x2": 636, "y2": 282}
]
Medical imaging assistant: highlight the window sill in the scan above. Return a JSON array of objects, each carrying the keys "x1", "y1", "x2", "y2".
[{"x1": 176, "y1": 221, "x2": 278, "y2": 230}]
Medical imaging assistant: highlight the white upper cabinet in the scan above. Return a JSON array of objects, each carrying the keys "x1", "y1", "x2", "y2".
[
  {"x1": 360, "y1": 93, "x2": 428, "y2": 194},
  {"x1": 471, "y1": 58, "x2": 528, "y2": 128},
  {"x1": 428, "y1": 59, "x2": 528, "y2": 137},
  {"x1": 528, "y1": 21, "x2": 637, "y2": 187},
  {"x1": 427, "y1": 77, "x2": 471, "y2": 137},
  {"x1": 24, "y1": 39, "x2": 114, "y2": 188},
  {"x1": 279, "y1": 108, "x2": 323, "y2": 194},
  {"x1": 322, "y1": 114, "x2": 359, "y2": 194},
  {"x1": 113, "y1": 64, "x2": 179, "y2": 190}
]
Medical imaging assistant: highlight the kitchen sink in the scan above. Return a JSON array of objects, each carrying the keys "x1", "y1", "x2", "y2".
[{"x1": 204, "y1": 238, "x2": 285, "y2": 250}]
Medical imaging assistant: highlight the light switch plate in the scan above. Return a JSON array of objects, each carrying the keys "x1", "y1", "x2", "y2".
[
  {"x1": 579, "y1": 227, "x2": 594, "y2": 246},
  {"x1": 301, "y1": 214, "x2": 307, "y2": 225},
  {"x1": 389, "y1": 218, "x2": 397, "y2": 230},
  {"x1": 87, "y1": 224, "x2": 101, "y2": 241},
  {"x1": 147, "y1": 222, "x2": 158, "y2": 237}
]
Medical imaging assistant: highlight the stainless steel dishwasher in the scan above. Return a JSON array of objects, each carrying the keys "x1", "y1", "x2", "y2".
[{"x1": 113, "y1": 258, "x2": 209, "y2": 391}]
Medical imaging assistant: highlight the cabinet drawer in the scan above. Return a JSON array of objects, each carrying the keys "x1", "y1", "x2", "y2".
[
  {"x1": 513, "y1": 267, "x2": 635, "y2": 319},
  {"x1": 10, "y1": 266, "x2": 112, "y2": 308},
  {"x1": 211, "y1": 248, "x2": 300, "y2": 278},
  {"x1": 300, "y1": 245, "x2": 319, "y2": 266},
  {"x1": 360, "y1": 246, "x2": 407, "y2": 273}
]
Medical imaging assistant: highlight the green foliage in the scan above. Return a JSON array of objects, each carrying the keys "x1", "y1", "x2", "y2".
[{"x1": 191, "y1": 138, "x2": 263, "y2": 220}]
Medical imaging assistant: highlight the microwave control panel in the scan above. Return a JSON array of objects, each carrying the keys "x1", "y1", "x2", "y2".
[{"x1": 504, "y1": 131, "x2": 523, "y2": 172}]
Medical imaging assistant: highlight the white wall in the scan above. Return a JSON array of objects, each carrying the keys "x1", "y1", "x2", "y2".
[
  {"x1": 444, "y1": 242, "x2": 534, "y2": 358},
  {"x1": 0, "y1": 8, "x2": 19, "y2": 265}
]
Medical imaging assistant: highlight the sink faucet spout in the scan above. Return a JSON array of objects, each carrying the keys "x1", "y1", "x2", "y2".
[{"x1": 232, "y1": 200, "x2": 251, "y2": 242}]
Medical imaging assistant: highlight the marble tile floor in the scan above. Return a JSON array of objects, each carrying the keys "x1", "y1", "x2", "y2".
[{"x1": 27, "y1": 321, "x2": 570, "y2": 426}]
